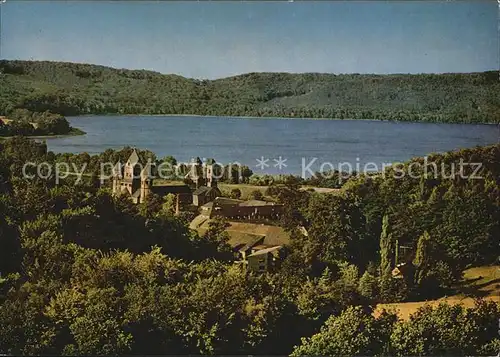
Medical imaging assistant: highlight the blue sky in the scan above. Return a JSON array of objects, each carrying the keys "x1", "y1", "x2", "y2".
[{"x1": 1, "y1": 1, "x2": 497, "y2": 79}]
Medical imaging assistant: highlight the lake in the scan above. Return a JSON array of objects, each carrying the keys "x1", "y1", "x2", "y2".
[{"x1": 44, "y1": 115, "x2": 499, "y2": 176}]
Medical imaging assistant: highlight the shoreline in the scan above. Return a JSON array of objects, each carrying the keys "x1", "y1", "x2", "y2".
[
  {"x1": 68, "y1": 113, "x2": 499, "y2": 126},
  {"x1": 0, "y1": 129, "x2": 86, "y2": 140}
]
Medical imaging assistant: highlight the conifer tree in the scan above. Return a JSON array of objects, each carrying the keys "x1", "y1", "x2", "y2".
[
  {"x1": 413, "y1": 231, "x2": 432, "y2": 285},
  {"x1": 379, "y1": 214, "x2": 394, "y2": 276}
]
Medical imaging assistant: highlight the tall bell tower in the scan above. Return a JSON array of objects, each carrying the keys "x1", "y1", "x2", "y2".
[
  {"x1": 188, "y1": 157, "x2": 205, "y2": 188},
  {"x1": 140, "y1": 162, "x2": 154, "y2": 203},
  {"x1": 205, "y1": 160, "x2": 217, "y2": 188},
  {"x1": 123, "y1": 149, "x2": 141, "y2": 195}
]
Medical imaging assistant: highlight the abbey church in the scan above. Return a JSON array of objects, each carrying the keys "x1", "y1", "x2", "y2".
[{"x1": 110, "y1": 150, "x2": 220, "y2": 206}]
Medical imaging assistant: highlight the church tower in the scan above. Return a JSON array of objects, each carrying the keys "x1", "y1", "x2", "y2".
[
  {"x1": 111, "y1": 162, "x2": 122, "y2": 195},
  {"x1": 122, "y1": 149, "x2": 141, "y2": 195},
  {"x1": 140, "y1": 162, "x2": 154, "y2": 203},
  {"x1": 188, "y1": 157, "x2": 204, "y2": 188},
  {"x1": 205, "y1": 160, "x2": 217, "y2": 188}
]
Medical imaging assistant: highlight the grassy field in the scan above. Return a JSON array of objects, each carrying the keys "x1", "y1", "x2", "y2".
[
  {"x1": 219, "y1": 183, "x2": 340, "y2": 199},
  {"x1": 375, "y1": 265, "x2": 500, "y2": 320},
  {"x1": 218, "y1": 183, "x2": 268, "y2": 199},
  {"x1": 153, "y1": 179, "x2": 189, "y2": 187}
]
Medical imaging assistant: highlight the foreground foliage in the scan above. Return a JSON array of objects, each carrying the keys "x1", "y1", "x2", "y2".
[
  {"x1": 292, "y1": 301, "x2": 500, "y2": 356},
  {"x1": 0, "y1": 137, "x2": 499, "y2": 355}
]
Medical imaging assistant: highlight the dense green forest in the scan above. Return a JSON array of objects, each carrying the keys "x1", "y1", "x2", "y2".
[
  {"x1": 0, "y1": 137, "x2": 499, "y2": 355},
  {"x1": 0, "y1": 109, "x2": 84, "y2": 137},
  {"x1": 1, "y1": 60, "x2": 499, "y2": 123}
]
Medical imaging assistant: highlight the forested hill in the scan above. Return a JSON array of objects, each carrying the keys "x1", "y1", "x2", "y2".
[{"x1": 1, "y1": 60, "x2": 499, "y2": 123}]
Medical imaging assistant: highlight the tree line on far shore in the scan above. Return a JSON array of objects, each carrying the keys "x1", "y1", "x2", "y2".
[{"x1": 1, "y1": 60, "x2": 499, "y2": 124}]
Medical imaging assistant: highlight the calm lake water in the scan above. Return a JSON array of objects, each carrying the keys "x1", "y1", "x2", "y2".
[{"x1": 44, "y1": 116, "x2": 499, "y2": 176}]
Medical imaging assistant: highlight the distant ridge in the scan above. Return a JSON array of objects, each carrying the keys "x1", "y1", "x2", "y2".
[{"x1": 0, "y1": 60, "x2": 498, "y2": 124}]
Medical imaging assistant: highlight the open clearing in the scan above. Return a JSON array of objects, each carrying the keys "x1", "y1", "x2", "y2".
[
  {"x1": 375, "y1": 265, "x2": 500, "y2": 320},
  {"x1": 219, "y1": 183, "x2": 340, "y2": 199},
  {"x1": 218, "y1": 183, "x2": 268, "y2": 199}
]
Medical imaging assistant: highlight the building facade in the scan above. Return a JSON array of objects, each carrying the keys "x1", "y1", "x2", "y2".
[{"x1": 111, "y1": 150, "x2": 220, "y2": 206}]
